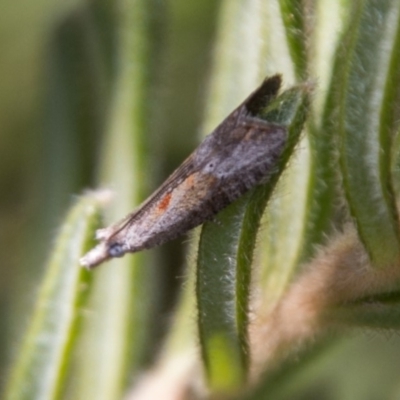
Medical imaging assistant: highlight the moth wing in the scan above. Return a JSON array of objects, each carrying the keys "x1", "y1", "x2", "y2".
[
  {"x1": 100, "y1": 75, "x2": 284, "y2": 240},
  {"x1": 203, "y1": 120, "x2": 288, "y2": 180},
  {"x1": 227, "y1": 74, "x2": 282, "y2": 124},
  {"x1": 243, "y1": 74, "x2": 282, "y2": 115},
  {"x1": 101, "y1": 153, "x2": 199, "y2": 239}
]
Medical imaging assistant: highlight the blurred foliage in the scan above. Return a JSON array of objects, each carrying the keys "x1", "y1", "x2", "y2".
[{"x1": 3, "y1": 0, "x2": 400, "y2": 399}]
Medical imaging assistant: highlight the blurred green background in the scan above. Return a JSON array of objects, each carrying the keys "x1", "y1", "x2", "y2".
[
  {"x1": 3, "y1": 1, "x2": 400, "y2": 399},
  {"x1": 0, "y1": 0, "x2": 221, "y2": 386}
]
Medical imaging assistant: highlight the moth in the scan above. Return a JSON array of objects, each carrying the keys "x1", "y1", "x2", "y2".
[{"x1": 81, "y1": 75, "x2": 287, "y2": 269}]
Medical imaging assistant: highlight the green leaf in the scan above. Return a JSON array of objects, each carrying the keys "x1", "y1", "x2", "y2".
[
  {"x1": 196, "y1": 84, "x2": 310, "y2": 394},
  {"x1": 197, "y1": 194, "x2": 251, "y2": 392},
  {"x1": 337, "y1": 0, "x2": 400, "y2": 267},
  {"x1": 4, "y1": 192, "x2": 104, "y2": 400},
  {"x1": 381, "y1": 7, "x2": 400, "y2": 217},
  {"x1": 286, "y1": 1, "x2": 350, "y2": 264},
  {"x1": 328, "y1": 291, "x2": 400, "y2": 329},
  {"x1": 278, "y1": 0, "x2": 310, "y2": 80}
]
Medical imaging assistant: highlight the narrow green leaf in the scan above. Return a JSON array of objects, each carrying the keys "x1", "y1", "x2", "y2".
[
  {"x1": 196, "y1": 85, "x2": 310, "y2": 394},
  {"x1": 291, "y1": 1, "x2": 365, "y2": 268},
  {"x1": 278, "y1": 0, "x2": 311, "y2": 80},
  {"x1": 390, "y1": 13, "x2": 400, "y2": 195},
  {"x1": 4, "y1": 192, "x2": 104, "y2": 400},
  {"x1": 197, "y1": 195, "x2": 251, "y2": 392},
  {"x1": 328, "y1": 291, "x2": 400, "y2": 329},
  {"x1": 338, "y1": 0, "x2": 400, "y2": 267},
  {"x1": 392, "y1": 127, "x2": 400, "y2": 197},
  {"x1": 312, "y1": 0, "x2": 349, "y2": 113},
  {"x1": 292, "y1": 1, "x2": 350, "y2": 264},
  {"x1": 381, "y1": 7, "x2": 400, "y2": 219}
]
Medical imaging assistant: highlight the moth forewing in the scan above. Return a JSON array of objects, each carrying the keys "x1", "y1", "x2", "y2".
[
  {"x1": 211, "y1": 122, "x2": 287, "y2": 177},
  {"x1": 81, "y1": 75, "x2": 286, "y2": 269}
]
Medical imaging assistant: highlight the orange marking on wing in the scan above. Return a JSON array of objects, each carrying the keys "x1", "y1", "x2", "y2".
[
  {"x1": 173, "y1": 172, "x2": 218, "y2": 207},
  {"x1": 158, "y1": 192, "x2": 172, "y2": 212},
  {"x1": 183, "y1": 174, "x2": 195, "y2": 186}
]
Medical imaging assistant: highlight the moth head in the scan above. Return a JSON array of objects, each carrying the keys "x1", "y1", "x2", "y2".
[
  {"x1": 80, "y1": 240, "x2": 126, "y2": 269},
  {"x1": 107, "y1": 242, "x2": 125, "y2": 258}
]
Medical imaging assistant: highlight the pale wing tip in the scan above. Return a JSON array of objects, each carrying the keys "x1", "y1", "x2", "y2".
[{"x1": 80, "y1": 243, "x2": 110, "y2": 269}]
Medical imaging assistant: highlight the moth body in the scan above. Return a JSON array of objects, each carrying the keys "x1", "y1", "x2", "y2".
[{"x1": 80, "y1": 75, "x2": 287, "y2": 269}]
